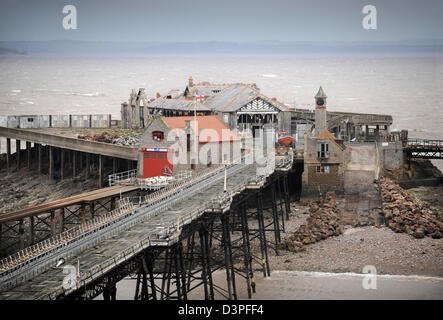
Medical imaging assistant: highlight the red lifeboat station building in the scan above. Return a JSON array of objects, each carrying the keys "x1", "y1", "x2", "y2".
[
  {"x1": 138, "y1": 147, "x2": 174, "y2": 178},
  {"x1": 137, "y1": 115, "x2": 240, "y2": 178}
]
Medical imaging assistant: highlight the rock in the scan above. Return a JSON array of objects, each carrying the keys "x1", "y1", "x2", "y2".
[
  {"x1": 379, "y1": 177, "x2": 443, "y2": 239},
  {"x1": 413, "y1": 228, "x2": 425, "y2": 239},
  {"x1": 280, "y1": 191, "x2": 344, "y2": 253},
  {"x1": 431, "y1": 232, "x2": 441, "y2": 239}
]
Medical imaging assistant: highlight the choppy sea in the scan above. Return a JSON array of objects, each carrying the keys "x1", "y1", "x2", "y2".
[{"x1": 1, "y1": 54, "x2": 442, "y2": 169}]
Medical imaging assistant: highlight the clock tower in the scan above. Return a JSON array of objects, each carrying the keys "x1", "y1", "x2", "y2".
[{"x1": 314, "y1": 86, "x2": 327, "y2": 135}]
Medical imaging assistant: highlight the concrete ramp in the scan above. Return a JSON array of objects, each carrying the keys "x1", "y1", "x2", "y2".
[
  {"x1": 343, "y1": 143, "x2": 383, "y2": 226},
  {"x1": 345, "y1": 143, "x2": 379, "y2": 192}
]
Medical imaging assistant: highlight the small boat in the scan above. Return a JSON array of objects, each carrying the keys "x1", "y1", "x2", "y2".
[{"x1": 277, "y1": 131, "x2": 294, "y2": 146}]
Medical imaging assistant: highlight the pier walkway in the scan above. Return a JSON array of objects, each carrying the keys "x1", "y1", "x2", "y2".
[
  {"x1": 0, "y1": 155, "x2": 291, "y2": 300},
  {"x1": 0, "y1": 127, "x2": 138, "y2": 160},
  {"x1": 406, "y1": 139, "x2": 443, "y2": 159}
]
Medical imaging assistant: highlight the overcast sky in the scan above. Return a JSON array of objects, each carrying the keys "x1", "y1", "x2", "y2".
[{"x1": 0, "y1": 0, "x2": 442, "y2": 42}]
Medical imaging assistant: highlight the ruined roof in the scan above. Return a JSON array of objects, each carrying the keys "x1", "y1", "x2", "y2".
[
  {"x1": 316, "y1": 128, "x2": 344, "y2": 149},
  {"x1": 191, "y1": 84, "x2": 231, "y2": 97},
  {"x1": 315, "y1": 86, "x2": 327, "y2": 99},
  {"x1": 147, "y1": 98, "x2": 212, "y2": 112},
  {"x1": 204, "y1": 84, "x2": 290, "y2": 112},
  {"x1": 164, "y1": 89, "x2": 184, "y2": 99},
  {"x1": 317, "y1": 129, "x2": 336, "y2": 141},
  {"x1": 163, "y1": 115, "x2": 240, "y2": 143}
]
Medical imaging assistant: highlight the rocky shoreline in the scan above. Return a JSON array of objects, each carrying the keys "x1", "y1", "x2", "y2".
[
  {"x1": 278, "y1": 191, "x2": 343, "y2": 253},
  {"x1": 0, "y1": 168, "x2": 99, "y2": 214},
  {"x1": 273, "y1": 180, "x2": 443, "y2": 277},
  {"x1": 380, "y1": 177, "x2": 443, "y2": 239}
]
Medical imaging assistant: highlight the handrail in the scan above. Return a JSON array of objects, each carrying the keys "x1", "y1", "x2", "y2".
[{"x1": 0, "y1": 157, "x2": 253, "y2": 293}]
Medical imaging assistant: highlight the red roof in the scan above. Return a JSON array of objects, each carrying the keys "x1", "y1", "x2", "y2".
[{"x1": 163, "y1": 115, "x2": 240, "y2": 143}]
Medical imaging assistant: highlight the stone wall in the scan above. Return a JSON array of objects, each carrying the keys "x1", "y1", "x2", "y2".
[{"x1": 380, "y1": 141, "x2": 404, "y2": 171}]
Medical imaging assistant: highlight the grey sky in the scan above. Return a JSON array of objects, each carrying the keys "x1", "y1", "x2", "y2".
[{"x1": 0, "y1": 0, "x2": 442, "y2": 42}]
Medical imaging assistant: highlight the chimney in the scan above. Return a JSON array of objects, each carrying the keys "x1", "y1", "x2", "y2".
[
  {"x1": 188, "y1": 76, "x2": 194, "y2": 87},
  {"x1": 156, "y1": 92, "x2": 161, "y2": 98},
  {"x1": 314, "y1": 86, "x2": 327, "y2": 136}
]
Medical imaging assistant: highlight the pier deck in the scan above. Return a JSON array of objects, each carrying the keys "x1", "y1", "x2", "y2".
[
  {"x1": 0, "y1": 127, "x2": 138, "y2": 160},
  {"x1": 0, "y1": 162, "x2": 265, "y2": 300},
  {"x1": 0, "y1": 185, "x2": 139, "y2": 224}
]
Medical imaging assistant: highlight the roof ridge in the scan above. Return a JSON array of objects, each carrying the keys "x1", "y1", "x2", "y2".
[
  {"x1": 221, "y1": 85, "x2": 251, "y2": 112},
  {"x1": 257, "y1": 91, "x2": 290, "y2": 111}
]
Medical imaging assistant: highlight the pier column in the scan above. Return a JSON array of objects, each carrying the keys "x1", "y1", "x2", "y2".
[
  {"x1": 90, "y1": 202, "x2": 95, "y2": 219},
  {"x1": 26, "y1": 141, "x2": 31, "y2": 169},
  {"x1": 29, "y1": 216, "x2": 35, "y2": 245},
  {"x1": 99, "y1": 155, "x2": 103, "y2": 188},
  {"x1": 37, "y1": 144, "x2": 42, "y2": 174},
  {"x1": 16, "y1": 139, "x2": 21, "y2": 170},
  {"x1": 19, "y1": 219, "x2": 25, "y2": 250},
  {"x1": 49, "y1": 146, "x2": 53, "y2": 179},
  {"x1": 50, "y1": 211, "x2": 56, "y2": 236},
  {"x1": 81, "y1": 204, "x2": 86, "y2": 224},
  {"x1": 60, "y1": 149, "x2": 65, "y2": 180},
  {"x1": 85, "y1": 153, "x2": 90, "y2": 179},
  {"x1": 60, "y1": 208, "x2": 65, "y2": 232},
  {"x1": 6, "y1": 138, "x2": 10, "y2": 173},
  {"x1": 79, "y1": 152, "x2": 83, "y2": 171},
  {"x1": 72, "y1": 151, "x2": 76, "y2": 178}
]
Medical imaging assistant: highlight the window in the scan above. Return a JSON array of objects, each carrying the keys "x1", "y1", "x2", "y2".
[
  {"x1": 186, "y1": 134, "x2": 191, "y2": 152},
  {"x1": 152, "y1": 131, "x2": 164, "y2": 141},
  {"x1": 316, "y1": 165, "x2": 330, "y2": 173},
  {"x1": 27, "y1": 118, "x2": 34, "y2": 122},
  {"x1": 317, "y1": 142, "x2": 329, "y2": 159}
]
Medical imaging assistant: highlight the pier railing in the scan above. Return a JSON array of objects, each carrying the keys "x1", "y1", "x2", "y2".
[
  {"x1": 0, "y1": 158, "x2": 255, "y2": 292},
  {"x1": 407, "y1": 139, "x2": 443, "y2": 150},
  {"x1": 108, "y1": 169, "x2": 137, "y2": 187}
]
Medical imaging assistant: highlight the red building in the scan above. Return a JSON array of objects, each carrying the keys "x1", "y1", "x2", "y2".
[{"x1": 138, "y1": 147, "x2": 173, "y2": 178}]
